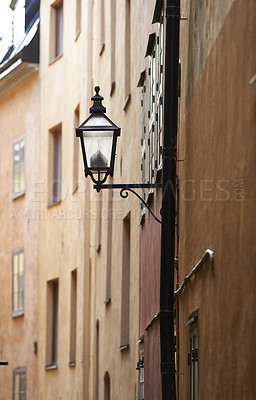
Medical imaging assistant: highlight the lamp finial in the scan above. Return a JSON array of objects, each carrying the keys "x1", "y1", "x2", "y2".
[{"x1": 90, "y1": 86, "x2": 106, "y2": 113}]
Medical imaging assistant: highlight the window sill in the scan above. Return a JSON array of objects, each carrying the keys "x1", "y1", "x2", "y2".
[
  {"x1": 47, "y1": 200, "x2": 61, "y2": 209},
  {"x1": 12, "y1": 191, "x2": 26, "y2": 200},
  {"x1": 119, "y1": 343, "x2": 129, "y2": 351},
  {"x1": 49, "y1": 54, "x2": 63, "y2": 66},
  {"x1": 45, "y1": 364, "x2": 58, "y2": 371},
  {"x1": 72, "y1": 184, "x2": 79, "y2": 195},
  {"x1": 12, "y1": 310, "x2": 24, "y2": 318},
  {"x1": 75, "y1": 30, "x2": 81, "y2": 42},
  {"x1": 99, "y1": 43, "x2": 105, "y2": 56},
  {"x1": 104, "y1": 297, "x2": 111, "y2": 306},
  {"x1": 69, "y1": 361, "x2": 76, "y2": 367},
  {"x1": 123, "y1": 93, "x2": 131, "y2": 111},
  {"x1": 110, "y1": 81, "x2": 116, "y2": 97}
]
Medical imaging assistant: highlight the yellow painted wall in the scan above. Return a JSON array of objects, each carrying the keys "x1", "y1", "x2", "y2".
[
  {"x1": 0, "y1": 72, "x2": 40, "y2": 400},
  {"x1": 38, "y1": 0, "x2": 91, "y2": 399}
]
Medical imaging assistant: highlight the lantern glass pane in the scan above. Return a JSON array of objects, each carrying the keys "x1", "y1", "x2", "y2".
[
  {"x1": 82, "y1": 130, "x2": 114, "y2": 169},
  {"x1": 83, "y1": 114, "x2": 113, "y2": 127}
]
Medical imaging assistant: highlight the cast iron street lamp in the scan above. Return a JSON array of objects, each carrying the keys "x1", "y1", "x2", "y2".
[
  {"x1": 76, "y1": 86, "x2": 161, "y2": 222},
  {"x1": 76, "y1": 86, "x2": 120, "y2": 188}
]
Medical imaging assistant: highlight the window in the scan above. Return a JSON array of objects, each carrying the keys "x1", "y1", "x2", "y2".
[
  {"x1": 148, "y1": 48, "x2": 156, "y2": 183},
  {"x1": 124, "y1": 0, "x2": 131, "y2": 108},
  {"x1": 104, "y1": 371, "x2": 111, "y2": 400},
  {"x1": 138, "y1": 342, "x2": 144, "y2": 400},
  {"x1": 76, "y1": 0, "x2": 81, "y2": 37},
  {"x1": 140, "y1": 82, "x2": 147, "y2": 206},
  {"x1": 141, "y1": 15, "x2": 163, "y2": 186},
  {"x1": 50, "y1": 1, "x2": 63, "y2": 61},
  {"x1": 69, "y1": 269, "x2": 77, "y2": 365},
  {"x1": 73, "y1": 106, "x2": 79, "y2": 193},
  {"x1": 48, "y1": 124, "x2": 61, "y2": 205},
  {"x1": 188, "y1": 316, "x2": 199, "y2": 400},
  {"x1": 120, "y1": 213, "x2": 130, "y2": 349},
  {"x1": 105, "y1": 188, "x2": 113, "y2": 304},
  {"x1": 13, "y1": 136, "x2": 25, "y2": 198},
  {"x1": 46, "y1": 279, "x2": 59, "y2": 368},
  {"x1": 12, "y1": 249, "x2": 24, "y2": 316},
  {"x1": 13, "y1": 368, "x2": 26, "y2": 400},
  {"x1": 95, "y1": 320, "x2": 100, "y2": 400},
  {"x1": 156, "y1": 13, "x2": 164, "y2": 168},
  {"x1": 99, "y1": 0, "x2": 105, "y2": 55},
  {"x1": 96, "y1": 191, "x2": 103, "y2": 252},
  {"x1": 110, "y1": 0, "x2": 116, "y2": 95}
]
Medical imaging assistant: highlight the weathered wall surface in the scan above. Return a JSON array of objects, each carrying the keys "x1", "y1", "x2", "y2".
[
  {"x1": 178, "y1": 0, "x2": 256, "y2": 398},
  {"x1": 180, "y1": 0, "x2": 235, "y2": 111},
  {"x1": 38, "y1": 0, "x2": 90, "y2": 398},
  {"x1": 0, "y1": 73, "x2": 40, "y2": 400}
]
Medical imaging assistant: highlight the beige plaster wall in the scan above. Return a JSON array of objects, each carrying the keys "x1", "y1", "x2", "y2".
[
  {"x1": 88, "y1": 0, "x2": 143, "y2": 398},
  {"x1": 38, "y1": 0, "x2": 91, "y2": 399}
]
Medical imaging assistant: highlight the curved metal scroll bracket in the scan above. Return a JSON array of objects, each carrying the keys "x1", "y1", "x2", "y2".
[{"x1": 120, "y1": 188, "x2": 162, "y2": 224}]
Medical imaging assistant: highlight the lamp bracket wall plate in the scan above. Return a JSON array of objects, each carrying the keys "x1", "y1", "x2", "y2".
[{"x1": 93, "y1": 183, "x2": 162, "y2": 224}]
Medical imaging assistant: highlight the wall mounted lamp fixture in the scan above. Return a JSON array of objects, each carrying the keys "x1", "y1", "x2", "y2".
[{"x1": 76, "y1": 86, "x2": 162, "y2": 223}]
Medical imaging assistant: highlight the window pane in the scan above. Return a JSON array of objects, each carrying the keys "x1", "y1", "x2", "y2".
[
  {"x1": 20, "y1": 372, "x2": 26, "y2": 391},
  {"x1": 13, "y1": 138, "x2": 25, "y2": 194},
  {"x1": 14, "y1": 371, "x2": 20, "y2": 392},
  {"x1": 13, "y1": 276, "x2": 18, "y2": 308}
]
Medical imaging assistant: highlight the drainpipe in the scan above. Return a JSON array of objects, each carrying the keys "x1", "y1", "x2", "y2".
[{"x1": 160, "y1": 0, "x2": 180, "y2": 399}]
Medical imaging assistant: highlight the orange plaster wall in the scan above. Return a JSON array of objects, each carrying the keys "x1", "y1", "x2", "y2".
[{"x1": 177, "y1": 0, "x2": 256, "y2": 398}]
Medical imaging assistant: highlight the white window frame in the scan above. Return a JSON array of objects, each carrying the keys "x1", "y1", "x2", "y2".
[
  {"x1": 141, "y1": 84, "x2": 147, "y2": 207},
  {"x1": 156, "y1": 14, "x2": 164, "y2": 169},
  {"x1": 148, "y1": 49, "x2": 156, "y2": 183},
  {"x1": 13, "y1": 367, "x2": 26, "y2": 400},
  {"x1": 13, "y1": 135, "x2": 26, "y2": 198},
  {"x1": 12, "y1": 248, "x2": 24, "y2": 317}
]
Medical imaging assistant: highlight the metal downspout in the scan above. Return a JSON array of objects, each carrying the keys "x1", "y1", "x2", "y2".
[{"x1": 160, "y1": 0, "x2": 180, "y2": 399}]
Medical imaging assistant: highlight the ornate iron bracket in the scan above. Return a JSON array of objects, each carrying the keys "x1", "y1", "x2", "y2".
[{"x1": 93, "y1": 183, "x2": 162, "y2": 224}]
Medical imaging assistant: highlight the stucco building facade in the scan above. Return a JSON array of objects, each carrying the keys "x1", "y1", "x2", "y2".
[
  {"x1": 0, "y1": 0, "x2": 255, "y2": 399},
  {"x1": 176, "y1": 0, "x2": 256, "y2": 398},
  {"x1": 0, "y1": 1, "x2": 40, "y2": 398},
  {"x1": 88, "y1": 0, "x2": 142, "y2": 398},
  {"x1": 37, "y1": 0, "x2": 91, "y2": 398}
]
